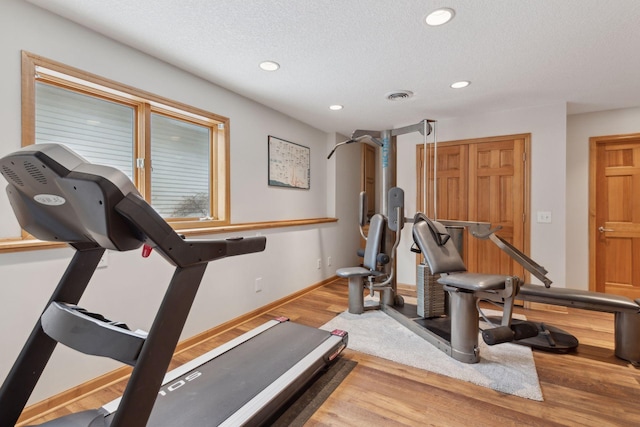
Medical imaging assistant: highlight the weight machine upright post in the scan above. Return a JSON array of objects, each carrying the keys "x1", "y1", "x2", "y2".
[{"x1": 380, "y1": 128, "x2": 396, "y2": 306}]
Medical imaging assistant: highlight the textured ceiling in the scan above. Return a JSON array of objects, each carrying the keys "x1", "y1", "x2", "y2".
[{"x1": 26, "y1": 0, "x2": 640, "y2": 136}]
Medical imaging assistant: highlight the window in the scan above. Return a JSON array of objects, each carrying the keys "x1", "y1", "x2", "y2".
[
  {"x1": 22, "y1": 51, "x2": 229, "y2": 230},
  {"x1": 149, "y1": 113, "x2": 211, "y2": 218}
]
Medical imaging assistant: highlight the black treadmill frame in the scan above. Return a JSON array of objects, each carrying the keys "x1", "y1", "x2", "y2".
[{"x1": 0, "y1": 145, "x2": 274, "y2": 426}]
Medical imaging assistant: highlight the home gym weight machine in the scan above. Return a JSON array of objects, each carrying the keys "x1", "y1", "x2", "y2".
[
  {"x1": 330, "y1": 120, "x2": 540, "y2": 364},
  {"x1": 330, "y1": 119, "x2": 640, "y2": 366},
  {"x1": 0, "y1": 143, "x2": 349, "y2": 426},
  {"x1": 328, "y1": 120, "x2": 442, "y2": 309}
]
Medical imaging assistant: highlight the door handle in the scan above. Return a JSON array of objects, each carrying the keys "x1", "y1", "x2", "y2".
[{"x1": 598, "y1": 226, "x2": 614, "y2": 233}]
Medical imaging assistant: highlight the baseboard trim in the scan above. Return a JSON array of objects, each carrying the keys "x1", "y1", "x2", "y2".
[
  {"x1": 17, "y1": 276, "x2": 339, "y2": 425},
  {"x1": 522, "y1": 300, "x2": 569, "y2": 313}
]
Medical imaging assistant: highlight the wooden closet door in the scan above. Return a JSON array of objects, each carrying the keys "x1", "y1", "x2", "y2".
[
  {"x1": 361, "y1": 143, "x2": 376, "y2": 218},
  {"x1": 423, "y1": 144, "x2": 468, "y2": 221},
  {"x1": 467, "y1": 138, "x2": 526, "y2": 278},
  {"x1": 591, "y1": 134, "x2": 640, "y2": 299},
  {"x1": 417, "y1": 143, "x2": 469, "y2": 258},
  {"x1": 416, "y1": 135, "x2": 529, "y2": 278}
]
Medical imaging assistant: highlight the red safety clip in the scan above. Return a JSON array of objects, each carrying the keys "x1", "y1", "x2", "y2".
[{"x1": 142, "y1": 244, "x2": 153, "y2": 258}]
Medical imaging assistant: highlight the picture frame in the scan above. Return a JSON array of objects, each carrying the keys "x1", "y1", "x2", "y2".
[{"x1": 268, "y1": 135, "x2": 310, "y2": 189}]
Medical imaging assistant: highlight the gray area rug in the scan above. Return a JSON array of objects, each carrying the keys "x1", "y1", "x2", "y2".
[{"x1": 320, "y1": 309, "x2": 543, "y2": 401}]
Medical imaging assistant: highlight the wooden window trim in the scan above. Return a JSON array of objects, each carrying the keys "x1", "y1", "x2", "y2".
[
  {"x1": 0, "y1": 218, "x2": 338, "y2": 254},
  {"x1": 4, "y1": 51, "x2": 332, "y2": 253},
  {"x1": 20, "y1": 50, "x2": 231, "y2": 235}
]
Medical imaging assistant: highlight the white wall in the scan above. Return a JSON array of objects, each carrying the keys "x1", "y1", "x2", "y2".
[
  {"x1": 0, "y1": 0, "x2": 360, "y2": 404},
  {"x1": 397, "y1": 105, "x2": 640, "y2": 291},
  {"x1": 6, "y1": 0, "x2": 638, "y2": 409},
  {"x1": 566, "y1": 107, "x2": 640, "y2": 288},
  {"x1": 396, "y1": 104, "x2": 568, "y2": 287}
]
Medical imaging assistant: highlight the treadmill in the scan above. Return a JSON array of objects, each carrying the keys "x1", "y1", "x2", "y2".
[{"x1": 0, "y1": 144, "x2": 348, "y2": 426}]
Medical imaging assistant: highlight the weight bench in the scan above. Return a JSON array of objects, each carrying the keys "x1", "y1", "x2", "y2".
[
  {"x1": 518, "y1": 284, "x2": 640, "y2": 365},
  {"x1": 471, "y1": 229, "x2": 640, "y2": 365},
  {"x1": 401, "y1": 215, "x2": 538, "y2": 363}
]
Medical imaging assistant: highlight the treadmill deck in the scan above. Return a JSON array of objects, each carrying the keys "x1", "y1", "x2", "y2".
[{"x1": 103, "y1": 320, "x2": 344, "y2": 426}]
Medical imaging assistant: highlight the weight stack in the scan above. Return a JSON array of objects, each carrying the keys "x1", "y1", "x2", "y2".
[{"x1": 417, "y1": 263, "x2": 446, "y2": 318}]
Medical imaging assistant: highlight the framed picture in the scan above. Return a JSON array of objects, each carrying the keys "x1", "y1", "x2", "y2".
[{"x1": 268, "y1": 135, "x2": 310, "y2": 189}]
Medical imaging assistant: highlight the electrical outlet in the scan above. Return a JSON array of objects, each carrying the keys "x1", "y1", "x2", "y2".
[
  {"x1": 316, "y1": 258, "x2": 321, "y2": 269},
  {"x1": 327, "y1": 256, "x2": 332, "y2": 266},
  {"x1": 537, "y1": 211, "x2": 552, "y2": 223},
  {"x1": 255, "y1": 277, "x2": 262, "y2": 293}
]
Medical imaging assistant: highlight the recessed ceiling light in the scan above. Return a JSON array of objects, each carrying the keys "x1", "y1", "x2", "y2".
[
  {"x1": 329, "y1": 104, "x2": 343, "y2": 111},
  {"x1": 450, "y1": 80, "x2": 470, "y2": 89},
  {"x1": 259, "y1": 61, "x2": 280, "y2": 71},
  {"x1": 425, "y1": 8, "x2": 455, "y2": 26}
]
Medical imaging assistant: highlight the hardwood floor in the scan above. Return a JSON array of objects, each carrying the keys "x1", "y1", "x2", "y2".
[{"x1": 20, "y1": 279, "x2": 640, "y2": 426}]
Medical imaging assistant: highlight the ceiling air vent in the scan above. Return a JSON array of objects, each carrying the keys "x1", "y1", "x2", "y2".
[{"x1": 386, "y1": 91, "x2": 413, "y2": 101}]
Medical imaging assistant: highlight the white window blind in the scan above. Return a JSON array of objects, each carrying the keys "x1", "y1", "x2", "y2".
[
  {"x1": 150, "y1": 114, "x2": 210, "y2": 218},
  {"x1": 23, "y1": 53, "x2": 229, "y2": 232},
  {"x1": 34, "y1": 82, "x2": 213, "y2": 219},
  {"x1": 35, "y1": 82, "x2": 135, "y2": 179}
]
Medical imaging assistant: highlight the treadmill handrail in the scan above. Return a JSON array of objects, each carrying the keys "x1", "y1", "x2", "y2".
[{"x1": 115, "y1": 193, "x2": 266, "y2": 267}]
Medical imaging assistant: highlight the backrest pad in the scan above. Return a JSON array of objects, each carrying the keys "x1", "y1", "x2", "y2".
[
  {"x1": 412, "y1": 216, "x2": 466, "y2": 274},
  {"x1": 363, "y1": 214, "x2": 385, "y2": 270}
]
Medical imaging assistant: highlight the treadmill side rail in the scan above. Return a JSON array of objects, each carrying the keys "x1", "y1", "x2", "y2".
[
  {"x1": 101, "y1": 319, "x2": 284, "y2": 414},
  {"x1": 100, "y1": 320, "x2": 348, "y2": 427},
  {"x1": 220, "y1": 332, "x2": 348, "y2": 427}
]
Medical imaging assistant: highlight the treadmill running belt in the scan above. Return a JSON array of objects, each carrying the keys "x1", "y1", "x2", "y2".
[{"x1": 107, "y1": 321, "x2": 330, "y2": 426}]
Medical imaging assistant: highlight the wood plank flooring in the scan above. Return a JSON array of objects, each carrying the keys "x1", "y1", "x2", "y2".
[{"x1": 20, "y1": 279, "x2": 640, "y2": 426}]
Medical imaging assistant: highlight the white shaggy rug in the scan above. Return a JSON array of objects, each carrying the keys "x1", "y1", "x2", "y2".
[{"x1": 321, "y1": 309, "x2": 543, "y2": 401}]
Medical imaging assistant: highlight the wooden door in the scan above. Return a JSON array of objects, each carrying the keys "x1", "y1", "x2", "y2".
[
  {"x1": 417, "y1": 143, "x2": 469, "y2": 259},
  {"x1": 467, "y1": 138, "x2": 526, "y2": 278},
  {"x1": 361, "y1": 143, "x2": 376, "y2": 219},
  {"x1": 417, "y1": 135, "x2": 529, "y2": 279},
  {"x1": 417, "y1": 144, "x2": 468, "y2": 220},
  {"x1": 590, "y1": 133, "x2": 640, "y2": 299}
]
